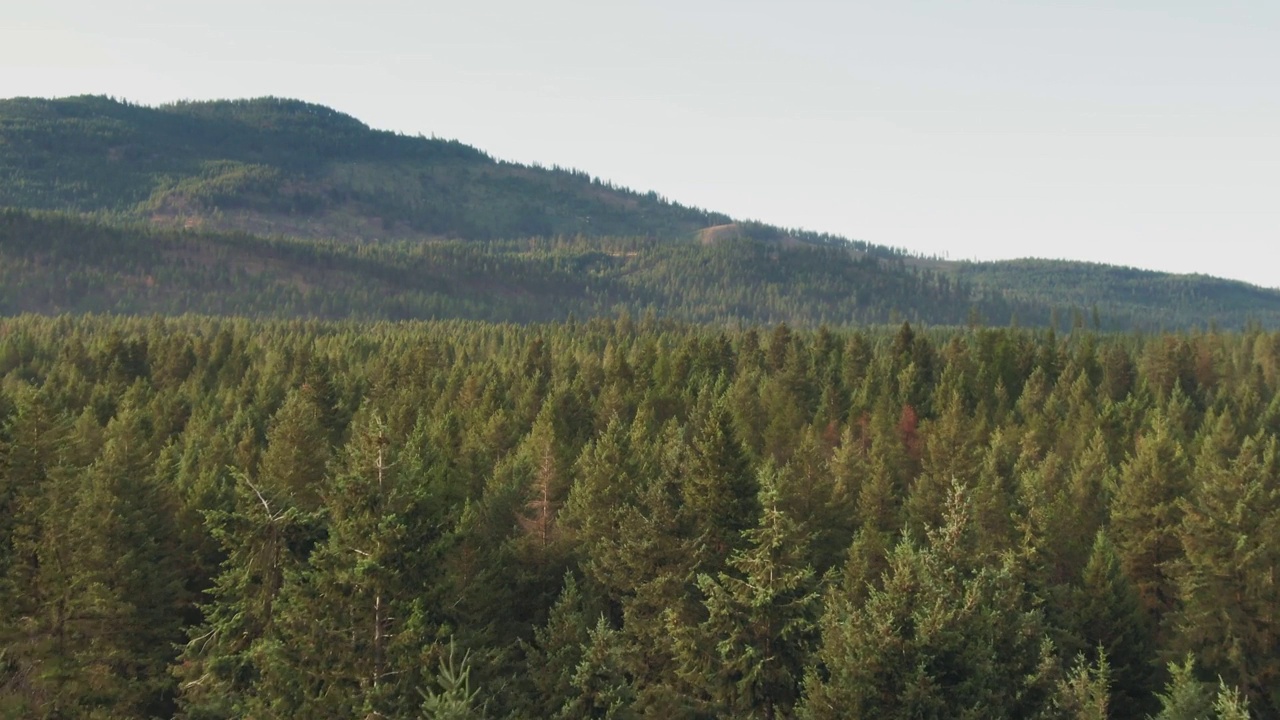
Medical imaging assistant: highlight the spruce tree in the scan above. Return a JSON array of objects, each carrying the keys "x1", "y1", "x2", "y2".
[
  {"x1": 680, "y1": 399, "x2": 758, "y2": 574},
  {"x1": 670, "y1": 466, "x2": 819, "y2": 719},
  {"x1": 1072, "y1": 531, "x2": 1157, "y2": 718},
  {"x1": 556, "y1": 616, "x2": 637, "y2": 720},
  {"x1": 248, "y1": 412, "x2": 450, "y2": 718},
  {"x1": 1051, "y1": 652, "x2": 1111, "y2": 720},
  {"x1": 801, "y1": 485, "x2": 1058, "y2": 720},
  {"x1": 518, "y1": 574, "x2": 592, "y2": 719},
  {"x1": 8, "y1": 403, "x2": 185, "y2": 718},
  {"x1": 1151, "y1": 656, "x2": 1214, "y2": 720},
  {"x1": 1170, "y1": 435, "x2": 1280, "y2": 714},
  {"x1": 176, "y1": 456, "x2": 325, "y2": 717},
  {"x1": 1109, "y1": 413, "x2": 1190, "y2": 629}
]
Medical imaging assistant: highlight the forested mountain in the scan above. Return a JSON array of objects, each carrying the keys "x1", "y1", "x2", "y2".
[
  {"x1": 6, "y1": 95, "x2": 1280, "y2": 719},
  {"x1": 0, "y1": 209, "x2": 1046, "y2": 326},
  {"x1": 0, "y1": 94, "x2": 736, "y2": 243},
  {"x1": 3, "y1": 315, "x2": 1279, "y2": 717},
  {"x1": 955, "y1": 259, "x2": 1280, "y2": 331},
  {"x1": 3, "y1": 94, "x2": 1279, "y2": 330}
]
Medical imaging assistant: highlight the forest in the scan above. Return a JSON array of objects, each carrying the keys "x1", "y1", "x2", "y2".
[
  {"x1": 5, "y1": 96, "x2": 1280, "y2": 332},
  {"x1": 0, "y1": 208, "x2": 1050, "y2": 329},
  {"x1": 0, "y1": 96, "x2": 730, "y2": 243},
  {"x1": 4, "y1": 94, "x2": 1280, "y2": 719},
  {"x1": 5, "y1": 208, "x2": 1280, "y2": 331},
  {"x1": 3, "y1": 314, "x2": 1280, "y2": 718}
]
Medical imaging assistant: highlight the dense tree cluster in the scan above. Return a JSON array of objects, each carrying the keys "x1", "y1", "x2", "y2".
[
  {"x1": 0, "y1": 95, "x2": 727, "y2": 242},
  {"x1": 3, "y1": 314, "x2": 1280, "y2": 718},
  {"x1": 5, "y1": 95, "x2": 1280, "y2": 332},
  {"x1": 957, "y1": 259, "x2": 1280, "y2": 333},
  {"x1": 0, "y1": 209, "x2": 1052, "y2": 327}
]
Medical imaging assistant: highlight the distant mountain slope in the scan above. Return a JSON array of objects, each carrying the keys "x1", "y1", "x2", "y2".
[
  {"x1": 0, "y1": 209, "x2": 1048, "y2": 325},
  {"x1": 0, "y1": 95, "x2": 738, "y2": 242},
  {"x1": 953, "y1": 259, "x2": 1280, "y2": 329},
  {"x1": 3, "y1": 95, "x2": 1280, "y2": 329}
]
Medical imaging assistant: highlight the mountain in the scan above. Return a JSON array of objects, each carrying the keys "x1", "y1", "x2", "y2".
[
  {"x1": 0, "y1": 209, "x2": 1045, "y2": 325},
  {"x1": 2, "y1": 94, "x2": 1279, "y2": 329},
  {"x1": 952, "y1": 259, "x2": 1280, "y2": 330},
  {"x1": 0, "y1": 95, "x2": 736, "y2": 243}
]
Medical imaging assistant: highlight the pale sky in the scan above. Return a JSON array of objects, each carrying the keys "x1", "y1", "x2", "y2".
[{"x1": 3, "y1": 1, "x2": 1278, "y2": 287}]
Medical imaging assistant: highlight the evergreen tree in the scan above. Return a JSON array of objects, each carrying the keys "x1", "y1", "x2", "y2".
[
  {"x1": 6, "y1": 403, "x2": 185, "y2": 718},
  {"x1": 518, "y1": 574, "x2": 592, "y2": 719},
  {"x1": 1170, "y1": 435, "x2": 1280, "y2": 714},
  {"x1": 557, "y1": 616, "x2": 637, "y2": 720},
  {"x1": 801, "y1": 485, "x2": 1058, "y2": 720},
  {"x1": 905, "y1": 387, "x2": 984, "y2": 536},
  {"x1": 1151, "y1": 656, "x2": 1214, "y2": 720},
  {"x1": 1109, "y1": 414, "x2": 1190, "y2": 629},
  {"x1": 251, "y1": 410, "x2": 456, "y2": 717},
  {"x1": 420, "y1": 639, "x2": 487, "y2": 720},
  {"x1": 1071, "y1": 531, "x2": 1157, "y2": 718},
  {"x1": 176, "y1": 462, "x2": 324, "y2": 717},
  {"x1": 256, "y1": 387, "x2": 332, "y2": 511},
  {"x1": 670, "y1": 466, "x2": 820, "y2": 719},
  {"x1": 1051, "y1": 652, "x2": 1111, "y2": 720},
  {"x1": 680, "y1": 399, "x2": 758, "y2": 573}
]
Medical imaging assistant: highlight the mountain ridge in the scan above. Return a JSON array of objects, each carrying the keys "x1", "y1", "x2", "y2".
[{"x1": 2, "y1": 94, "x2": 1279, "y2": 329}]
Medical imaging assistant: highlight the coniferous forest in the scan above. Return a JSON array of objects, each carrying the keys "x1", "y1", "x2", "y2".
[
  {"x1": 5, "y1": 96, "x2": 1280, "y2": 331},
  {"x1": 4, "y1": 94, "x2": 1280, "y2": 719},
  {"x1": 3, "y1": 314, "x2": 1280, "y2": 718}
]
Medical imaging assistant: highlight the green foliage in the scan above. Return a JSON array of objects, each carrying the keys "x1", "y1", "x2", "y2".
[
  {"x1": 670, "y1": 466, "x2": 820, "y2": 718},
  {"x1": 5, "y1": 96, "x2": 1279, "y2": 329},
  {"x1": 0, "y1": 315, "x2": 1278, "y2": 717},
  {"x1": 1152, "y1": 656, "x2": 1215, "y2": 720},
  {"x1": 0, "y1": 95, "x2": 720, "y2": 241},
  {"x1": 801, "y1": 485, "x2": 1058, "y2": 720},
  {"x1": 1052, "y1": 652, "x2": 1111, "y2": 720},
  {"x1": 1171, "y1": 435, "x2": 1280, "y2": 713},
  {"x1": 0, "y1": 208, "x2": 1052, "y2": 327},
  {"x1": 421, "y1": 639, "x2": 486, "y2": 720},
  {"x1": 956, "y1": 258, "x2": 1280, "y2": 331},
  {"x1": 1071, "y1": 531, "x2": 1157, "y2": 717}
]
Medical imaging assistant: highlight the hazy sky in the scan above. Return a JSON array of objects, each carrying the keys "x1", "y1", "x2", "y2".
[{"x1": 3, "y1": 1, "x2": 1278, "y2": 287}]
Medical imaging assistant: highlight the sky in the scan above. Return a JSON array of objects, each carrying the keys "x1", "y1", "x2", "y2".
[{"x1": 2, "y1": 1, "x2": 1278, "y2": 287}]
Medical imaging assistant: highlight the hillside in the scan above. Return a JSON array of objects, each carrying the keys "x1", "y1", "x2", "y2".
[
  {"x1": 0, "y1": 95, "x2": 738, "y2": 243},
  {"x1": 2, "y1": 95, "x2": 1280, "y2": 328},
  {"x1": 953, "y1": 259, "x2": 1280, "y2": 330},
  {"x1": 0, "y1": 209, "x2": 1045, "y2": 326}
]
